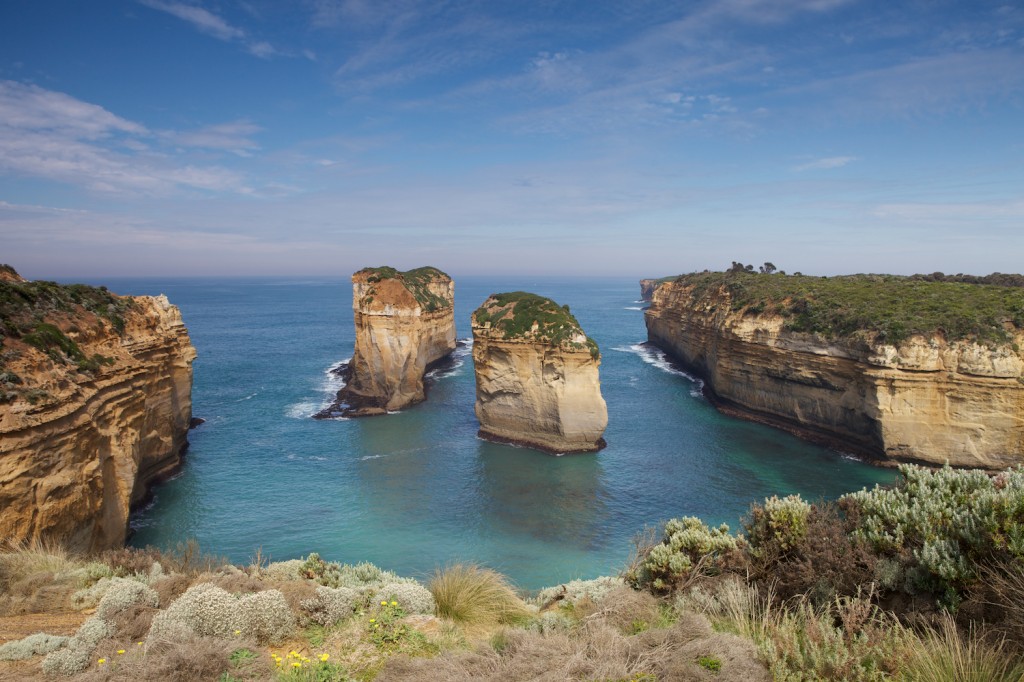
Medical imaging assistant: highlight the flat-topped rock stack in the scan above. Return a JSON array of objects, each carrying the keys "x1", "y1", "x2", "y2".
[{"x1": 321, "y1": 266, "x2": 456, "y2": 417}]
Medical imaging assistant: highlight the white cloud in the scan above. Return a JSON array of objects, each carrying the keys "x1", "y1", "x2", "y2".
[
  {"x1": 0, "y1": 80, "x2": 254, "y2": 195},
  {"x1": 138, "y1": 0, "x2": 280, "y2": 58},
  {"x1": 164, "y1": 120, "x2": 262, "y2": 156},
  {"x1": 794, "y1": 155, "x2": 859, "y2": 171},
  {"x1": 138, "y1": 0, "x2": 244, "y2": 40}
]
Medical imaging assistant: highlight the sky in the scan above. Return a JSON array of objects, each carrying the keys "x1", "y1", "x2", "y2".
[{"x1": 1, "y1": 1, "x2": 1023, "y2": 279}]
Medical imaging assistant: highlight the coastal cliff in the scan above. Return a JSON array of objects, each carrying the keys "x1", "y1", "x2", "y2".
[
  {"x1": 639, "y1": 279, "x2": 660, "y2": 302},
  {"x1": 0, "y1": 266, "x2": 195, "y2": 552},
  {"x1": 325, "y1": 266, "x2": 455, "y2": 417},
  {"x1": 472, "y1": 292, "x2": 607, "y2": 453},
  {"x1": 645, "y1": 272, "x2": 1024, "y2": 469}
]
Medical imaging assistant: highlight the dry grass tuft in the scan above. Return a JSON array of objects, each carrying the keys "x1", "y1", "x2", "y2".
[
  {"x1": 902, "y1": 613, "x2": 1024, "y2": 682},
  {"x1": 0, "y1": 539, "x2": 75, "y2": 590},
  {"x1": 74, "y1": 634, "x2": 267, "y2": 682},
  {"x1": 429, "y1": 564, "x2": 530, "y2": 628}
]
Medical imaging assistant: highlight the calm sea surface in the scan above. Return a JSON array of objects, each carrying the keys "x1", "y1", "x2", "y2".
[{"x1": 78, "y1": 276, "x2": 896, "y2": 589}]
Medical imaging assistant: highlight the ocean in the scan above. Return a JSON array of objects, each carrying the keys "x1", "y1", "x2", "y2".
[{"x1": 85, "y1": 275, "x2": 897, "y2": 590}]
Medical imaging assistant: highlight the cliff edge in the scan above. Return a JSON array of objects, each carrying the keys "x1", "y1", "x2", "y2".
[
  {"x1": 472, "y1": 292, "x2": 607, "y2": 453},
  {"x1": 645, "y1": 272, "x2": 1024, "y2": 469},
  {"x1": 324, "y1": 266, "x2": 456, "y2": 417},
  {"x1": 0, "y1": 266, "x2": 196, "y2": 551}
]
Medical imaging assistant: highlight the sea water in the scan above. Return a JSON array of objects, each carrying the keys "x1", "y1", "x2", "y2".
[{"x1": 83, "y1": 275, "x2": 896, "y2": 589}]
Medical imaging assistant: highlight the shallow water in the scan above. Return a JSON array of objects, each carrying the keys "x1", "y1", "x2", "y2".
[{"x1": 85, "y1": 275, "x2": 896, "y2": 589}]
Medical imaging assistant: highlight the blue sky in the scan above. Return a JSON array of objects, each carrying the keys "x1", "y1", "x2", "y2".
[{"x1": 1, "y1": 1, "x2": 1022, "y2": 278}]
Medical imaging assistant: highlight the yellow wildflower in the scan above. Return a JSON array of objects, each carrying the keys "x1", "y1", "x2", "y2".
[
  {"x1": 292, "y1": 661, "x2": 302, "y2": 668},
  {"x1": 390, "y1": 600, "x2": 398, "y2": 606},
  {"x1": 234, "y1": 629, "x2": 241, "y2": 635},
  {"x1": 320, "y1": 653, "x2": 330, "y2": 662},
  {"x1": 117, "y1": 649, "x2": 125, "y2": 655},
  {"x1": 98, "y1": 658, "x2": 106, "y2": 665},
  {"x1": 380, "y1": 600, "x2": 387, "y2": 606},
  {"x1": 137, "y1": 641, "x2": 143, "y2": 646},
  {"x1": 369, "y1": 618, "x2": 376, "y2": 623}
]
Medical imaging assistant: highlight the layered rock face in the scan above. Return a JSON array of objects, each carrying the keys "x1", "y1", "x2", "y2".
[
  {"x1": 645, "y1": 277, "x2": 1024, "y2": 469},
  {"x1": 331, "y1": 267, "x2": 456, "y2": 416},
  {"x1": 639, "y1": 279, "x2": 660, "y2": 302},
  {"x1": 0, "y1": 269, "x2": 195, "y2": 551},
  {"x1": 472, "y1": 292, "x2": 608, "y2": 453}
]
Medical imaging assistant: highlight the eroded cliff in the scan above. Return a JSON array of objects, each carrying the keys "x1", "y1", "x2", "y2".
[
  {"x1": 0, "y1": 267, "x2": 195, "y2": 551},
  {"x1": 472, "y1": 292, "x2": 607, "y2": 453},
  {"x1": 323, "y1": 266, "x2": 455, "y2": 417},
  {"x1": 645, "y1": 272, "x2": 1024, "y2": 469}
]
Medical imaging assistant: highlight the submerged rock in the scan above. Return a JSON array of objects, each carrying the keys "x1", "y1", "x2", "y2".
[
  {"x1": 318, "y1": 266, "x2": 456, "y2": 418},
  {"x1": 471, "y1": 292, "x2": 607, "y2": 453}
]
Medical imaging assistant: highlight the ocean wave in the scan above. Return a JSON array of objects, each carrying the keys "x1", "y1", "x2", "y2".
[
  {"x1": 623, "y1": 306, "x2": 644, "y2": 311},
  {"x1": 235, "y1": 389, "x2": 261, "y2": 402},
  {"x1": 285, "y1": 358, "x2": 352, "y2": 419},
  {"x1": 613, "y1": 343, "x2": 705, "y2": 397}
]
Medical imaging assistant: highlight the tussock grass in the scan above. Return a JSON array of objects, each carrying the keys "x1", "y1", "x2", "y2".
[
  {"x1": 0, "y1": 538, "x2": 76, "y2": 587},
  {"x1": 428, "y1": 564, "x2": 530, "y2": 628},
  {"x1": 902, "y1": 614, "x2": 1024, "y2": 682}
]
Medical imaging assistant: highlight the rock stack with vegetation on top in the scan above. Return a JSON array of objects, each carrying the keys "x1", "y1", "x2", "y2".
[
  {"x1": 471, "y1": 292, "x2": 607, "y2": 453},
  {"x1": 320, "y1": 266, "x2": 456, "y2": 418}
]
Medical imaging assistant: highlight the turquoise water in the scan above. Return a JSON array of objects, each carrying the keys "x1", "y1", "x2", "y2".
[{"x1": 88, "y1": 276, "x2": 896, "y2": 589}]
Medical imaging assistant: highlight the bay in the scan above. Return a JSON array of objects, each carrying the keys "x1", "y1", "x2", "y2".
[{"x1": 83, "y1": 275, "x2": 897, "y2": 589}]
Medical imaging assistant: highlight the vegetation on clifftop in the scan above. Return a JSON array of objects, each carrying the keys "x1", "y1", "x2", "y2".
[
  {"x1": 670, "y1": 270, "x2": 1024, "y2": 345},
  {"x1": 472, "y1": 291, "x2": 600, "y2": 359},
  {"x1": 356, "y1": 266, "x2": 452, "y2": 313},
  {"x1": 0, "y1": 267, "x2": 130, "y2": 395}
]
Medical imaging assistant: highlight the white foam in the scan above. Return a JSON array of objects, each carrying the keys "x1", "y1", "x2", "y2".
[
  {"x1": 284, "y1": 357, "x2": 353, "y2": 419},
  {"x1": 623, "y1": 306, "x2": 644, "y2": 311},
  {"x1": 613, "y1": 343, "x2": 705, "y2": 397},
  {"x1": 235, "y1": 390, "x2": 260, "y2": 402},
  {"x1": 425, "y1": 339, "x2": 473, "y2": 380},
  {"x1": 360, "y1": 454, "x2": 388, "y2": 461}
]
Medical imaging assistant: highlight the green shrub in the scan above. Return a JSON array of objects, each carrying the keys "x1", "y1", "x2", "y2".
[
  {"x1": 745, "y1": 494, "x2": 811, "y2": 558},
  {"x1": 300, "y1": 586, "x2": 361, "y2": 626},
  {"x1": 372, "y1": 582, "x2": 435, "y2": 615},
  {"x1": 41, "y1": 615, "x2": 112, "y2": 676},
  {"x1": 0, "y1": 632, "x2": 69, "y2": 661},
  {"x1": 472, "y1": 292, "x2": 600, "y2": 359},
  {"x1": 148, "y1": 583, "x2": 239, "y2": 641},
  {"x1": 842, "y1": 464, "x2": 1024, "y2": 602},
  {"x1": 627, "y1": 517, "x2": 743, "y2": 593},
  {"x1": 95, "y1": 576, "x2": 159, "y2": 619},
  {"x1": 236, "y1": 589, "x2": 294, "y2": 643}
]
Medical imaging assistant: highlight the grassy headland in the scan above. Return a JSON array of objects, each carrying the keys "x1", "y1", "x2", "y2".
[
  {"x1": 2, "y1": 466, "x2": 1022, "y2": 680},
  {"x1": 668, "y1": 271, "x2": 1024, "y2": 345},
  {"x1": 355, "y1": 266, "x2": 452, "y2": 313},
  {"x1": 472, "y1": 292, "x2": 600, "y2": 359}
]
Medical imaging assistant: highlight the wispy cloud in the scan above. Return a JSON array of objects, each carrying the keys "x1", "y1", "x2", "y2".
[
  {"x1": 138, "y1": 0, "x2": 280, "y2": 58},
  {"x1": 163, "y1": 120, "x2": 262, "y2": 156},
  {"x1": 0, "y1": 80, "x2": 254, "y2": 195},
  {"x1": 794, "y1": 156, "x2": 858, "y2": 171}
]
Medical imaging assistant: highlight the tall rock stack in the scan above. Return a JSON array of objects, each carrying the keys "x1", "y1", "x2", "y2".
[
  {"x1": 332, "y1": 266, "x2": 456, "y2": 416},
  {"x1": 0, "y1": 266, "x2": 196, "y2": 552},
  {"x1": 472, "y1": 292, "x2": 607, "y2": 454}
]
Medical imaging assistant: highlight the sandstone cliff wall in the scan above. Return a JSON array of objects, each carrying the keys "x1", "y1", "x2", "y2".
[
  {"x1": 645, "y1": 280, "x2": 1024, "y2": 469},
  {"x1": 472, "y1": 293, "x2": 607, "y2": 453},
  {"x1": 640, "y1": 279, "x2": 659, "y2": 302},
  {"x1": 0, "y1": 286, "x2": 195, "y2": 552},
  {"x1": 336, "y1": 267, "x2": 456, "y2": 415}
]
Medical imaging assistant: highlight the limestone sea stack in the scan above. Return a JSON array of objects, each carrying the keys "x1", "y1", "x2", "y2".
[
  {"x1": 0, "y1": 266, "x2": 196, "y2": 552},
  {"x1": 328, "y1": 266, "x2": 456, "y2": 417},
  {"x1": 645, "y1": 271, "x2": 1024, "y2": 469},
  {"x1": 472, "y1": 292, "x2": 608, "y2": 453}
]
